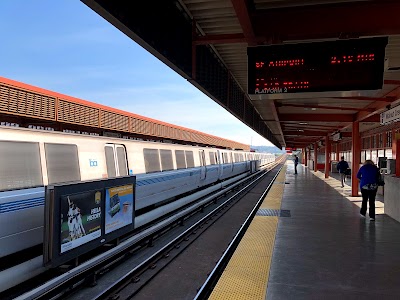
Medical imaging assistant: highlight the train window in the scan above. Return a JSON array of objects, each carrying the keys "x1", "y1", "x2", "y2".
[
  {"x1": 239, "y1": 154, "x2": 243, "y2": 162},
  {"x1": 160, "y1": 149, "x2": 173, "y2": 171},
  {"x1": 0, "y1": 141, "x2": 42, "y2": 191},
  {"x1": 105, "y1": 146, "x2": 116, "y2": 177},
  {"x1": 185, "y1": 151, "x2": 194, "y2": 168},
  {"x1": 116, "y1": 146, "x2": 128, "y2": 176},
  {"x1": 45, "y1": 143, "x2": 80, "y2": 184},
  {"x1": 209, "y1": 152, "x2": 216, "y2": 165},
  {"x1": 143, "y1": 148, "x2": 161, "y2": 173},
  {"x1": 175, "y1": 150, "x2": 186, "y2": 169}
]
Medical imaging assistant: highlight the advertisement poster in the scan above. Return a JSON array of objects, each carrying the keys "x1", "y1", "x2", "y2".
[
  {"x1": 60, "y1": 190, "x2": 102, "y2": 253},
  {"x1": 105, "y1": 184, "x2": 134, "y2": 234}
]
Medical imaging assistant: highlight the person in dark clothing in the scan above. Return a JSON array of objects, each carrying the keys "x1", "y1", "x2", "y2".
[
  {"x1": 336, "y1": 156, "x2": 349, "y2": 187},
  {"x1": 357, "y1": 160, "x2": 379, "y2": 221},
  {"x1": 294, "y1": 155, "x2": 299, "y2": 174}
]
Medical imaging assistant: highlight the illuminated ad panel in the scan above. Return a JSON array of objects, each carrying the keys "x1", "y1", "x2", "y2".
[
  {"x1": 105, "y1": 184, "x2": 134, "y2": 234},
  {"x1": 60, "y1": 190, "x2": 102, "y2": 254},
  {"x1": 247, "y1": 37, "x2": 388, "y2": 94},
  {"x1": 44, "y1": 176, "x2": 136, "y2": 267}
]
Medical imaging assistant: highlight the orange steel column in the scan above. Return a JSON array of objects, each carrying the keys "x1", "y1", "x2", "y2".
[
  {"x1": 394, "y1": 132, "x2": 400, "y2": 177},
  {"x1": 304, "y1": 148, "x2": 308, "y2": 167},
  {"x1": 314, "y1": 142, "x2": 318, "y2": 172},
  {"x1": 325, "y1": 135, "x2": 330, "y2": 178},
  {"x1": 336, "y1": 143, "x2": 340, "y2": 161},
  {"x1": 351, "y1": 121, "x2": 361, "y2": 197}
]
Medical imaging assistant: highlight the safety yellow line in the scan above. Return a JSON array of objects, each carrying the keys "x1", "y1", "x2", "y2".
[{"x1": 209, "y1": 166, "x2": 287, "y2": 300}]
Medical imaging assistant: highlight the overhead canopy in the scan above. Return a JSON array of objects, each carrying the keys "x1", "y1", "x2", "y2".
[{"x1": 82, "y1": 0, "x2": 400, "y2": 149}]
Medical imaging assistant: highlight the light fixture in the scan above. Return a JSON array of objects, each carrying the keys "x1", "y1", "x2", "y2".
[{"x1": 299, "y1": 122, "x2": 308, "y2": 125}]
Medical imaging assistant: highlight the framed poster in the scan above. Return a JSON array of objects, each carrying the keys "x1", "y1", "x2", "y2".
[{"x1": 105, "y1": 184, "x2": 134, "y2": 234}]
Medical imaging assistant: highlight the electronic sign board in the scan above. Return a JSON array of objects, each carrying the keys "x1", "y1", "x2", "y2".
[{"x1": 248, "y1": 37, "x2": 388, "y2": 95}]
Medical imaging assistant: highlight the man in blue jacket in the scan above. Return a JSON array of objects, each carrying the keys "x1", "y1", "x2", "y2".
[{"x1": 337, "y1": 156, "x2": 349, "y2": 187}]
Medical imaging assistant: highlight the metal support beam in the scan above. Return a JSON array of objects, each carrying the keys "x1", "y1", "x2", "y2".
[
  {"x1": 193, "y1": 33, "x2": 247, "y2": 45},
  {"x1": 304, "y1": 148, "x2": 308, "y2": 167},
  {"x1": 277, "y1": 103, "x2": 374, "y2": 112},
  {"x1": 351, "y1": 121, "x2": 360, "y2": 197},
  {"x1": 325, "y1": 135, "x2": 330, "y2": 179},
  {"x1": 269, "y1": 100, "x2": 285, "y2": 146},
  {"x1": 332, "y1": 96, "x2": 395, "y2": 102},
  {"x1": 393, "y1": 132, "x2": 400, "y2": 177},
  {"x1": 314, "y1": 142, "x2": 318, "y2": 172},
  {"x1": 284, "y1": 130, "x2": 329, "y2": 137},
  {"x1": 231, "y1": 0, "x2": 257, "y2": 45},
  {"x1": 280, "y1": 114, "x2": 353, "y2": 122},
  {"x1": 192, "y1": 20, "x2": 197, "y2": 80},
  {"x1": 251, "y1": 1, "x2": 400, "y2": 41}
]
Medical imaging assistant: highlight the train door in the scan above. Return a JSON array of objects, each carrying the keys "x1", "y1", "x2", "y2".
[
  {"x1": 230, "y1": 152, "x2": 234, "y2": 172},
  {"x1": 217, "y1": 150, "x2": 223, "y2": 177},
  {"x1": 199, "y1": 150, "x2": 206, "y2": 180},
  {"x1": 105, "y1": 144, "x2": 128, "y2": 178}
]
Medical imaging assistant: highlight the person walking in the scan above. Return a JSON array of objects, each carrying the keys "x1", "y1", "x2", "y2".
[
  {"x1": 357, "y1": 160, "x2": 379, "y2": 221},
  {"x1": 294, "y1": 155, "x2": 299, "y2": 174},
  {"x1": 336, "y1": 156, "x2": 349, "y2": 187}
]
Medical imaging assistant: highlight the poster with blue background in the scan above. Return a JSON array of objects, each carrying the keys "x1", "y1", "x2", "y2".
[{"x1": 105, "y1": 184, "x2": 134, "y2": 234}]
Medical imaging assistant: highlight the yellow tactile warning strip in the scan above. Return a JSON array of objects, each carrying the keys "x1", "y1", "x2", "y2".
[{"x1": 209, "y1": 165, "x2": 287, "y2": 300}]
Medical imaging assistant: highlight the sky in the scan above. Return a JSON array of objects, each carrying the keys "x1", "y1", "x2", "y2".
[{"x1": 0, "y1": 0, "x2": 276, "y2": 148}]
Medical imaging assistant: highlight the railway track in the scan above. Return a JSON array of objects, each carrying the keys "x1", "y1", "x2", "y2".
[{"x1": 6, "y1": 160, "x2": 284, "y2": 300}]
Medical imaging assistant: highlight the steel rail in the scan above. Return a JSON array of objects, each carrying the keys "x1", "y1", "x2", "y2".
[
  {"x1": 15, "y1": 162, "x2": 279, "y2": 300},
  {"x1": 92, "y1": 162, "x2": 281, "y2": 300},
  {"x1": 193, "y1": 162, "x2": 285, "y2": 300}
]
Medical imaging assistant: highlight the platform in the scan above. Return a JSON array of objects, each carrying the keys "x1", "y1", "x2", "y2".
[{"x1": 210, "y1": 161, "x2": 400, "y2": 299}]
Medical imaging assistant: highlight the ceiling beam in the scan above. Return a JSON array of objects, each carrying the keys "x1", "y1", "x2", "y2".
[
  {"x1": 282, "y1": 123, "x2": 340, "y2": 129},
  {"x1": 231, "y1": 0, "x2": 257, "y2": 45},
  {"x1": 193, "y1": 33, "x2": 247, "y2": 45},
  {"x1": 355, "y1": 87, "x2": 400, "y2": 122},
  {"x1": 268, "y1": 100, "x2": 286, "y2": 146},
  {"x1": 284, "y1": 130, "x2": 329, "y2": 137},
  {"x1": 362, "y1": 115, "x2": 380, "y2": 122},
  {"x1": 332, "y1": 96, "x2": 396, "y2": 102},
  {"x1": 277, "y1": 103, "x2": 373, "y2": 112},
  {"x1": 384, "y1": 80, "x2": 400, "y2": 86},
  {"x1": 251, "y1": 1, "x2": 400, "y2": 41},
  {"x1": 279, "y1": 114, "x2": 354, "y2": 122}
]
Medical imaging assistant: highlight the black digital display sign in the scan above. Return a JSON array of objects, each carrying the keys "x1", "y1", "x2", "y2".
[{"x1": 247, "y1": 37, "x2": 388, "y2": 95}]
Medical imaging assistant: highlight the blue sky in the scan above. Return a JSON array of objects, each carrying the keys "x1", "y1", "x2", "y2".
[{"x1": 0, "y1": 0, "x2": 275, "y2": 147}]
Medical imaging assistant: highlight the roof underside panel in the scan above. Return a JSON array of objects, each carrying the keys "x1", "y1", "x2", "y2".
[
  {"x1": 82, "y1": 0, "x2": 281, "y2": 148},
  {"x1": 82, "y1": 0, "x2": 400, "y2": 150}
]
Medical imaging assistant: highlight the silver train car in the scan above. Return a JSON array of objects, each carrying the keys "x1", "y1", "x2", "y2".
[{"x1": 0, "y1": 126, "x2": 275, "y2": 258}]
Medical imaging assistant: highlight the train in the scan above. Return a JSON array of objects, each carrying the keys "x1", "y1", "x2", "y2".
[{"x1": 0, "y1": 125, "x2": 276, "y2": 259}]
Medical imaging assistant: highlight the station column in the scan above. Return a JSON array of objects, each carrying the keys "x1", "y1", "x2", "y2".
[
  {"x1": 336, "y1": 143, "x2": 340, "y2": 161},
  {"x1": 304, "y1": 148, "x2": 308, "y2": 167},
  {"x1": 393, "y1": 131, "x2": 400, "y2": 177},
  {"x1": 351, "y1": 121, "x2": 361, "y2": 197},
  {"x1": 325, "y1": 135, "x2": 330, "y2": 178},
  {"x1": 314, "y1": 142, "x2": 318, "y2": 172}
]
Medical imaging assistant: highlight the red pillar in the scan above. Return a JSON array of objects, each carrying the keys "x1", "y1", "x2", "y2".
[
  {"x1": 304, "y1": 148, "x2": 308, "y2": 167},
  {"x1": 325, "y1": 135, "x2": 330, "y2": 178},
  {"x1": 351, "y1": 121, "x2": 361, "y2": 197},
  {"x1": 336, "y1": 143, "x2": 340, "y2": 161},
  {"x1": 314, "y1": 142, "x2": 318, "y2": 172},
  {"x1": 394, "y1": 132, "x2": 400, "y2": 177}
]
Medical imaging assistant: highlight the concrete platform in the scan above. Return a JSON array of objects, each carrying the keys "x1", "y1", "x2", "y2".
[{"x1": 267, "y1": 162, "x2": 400, "y2": 299}]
